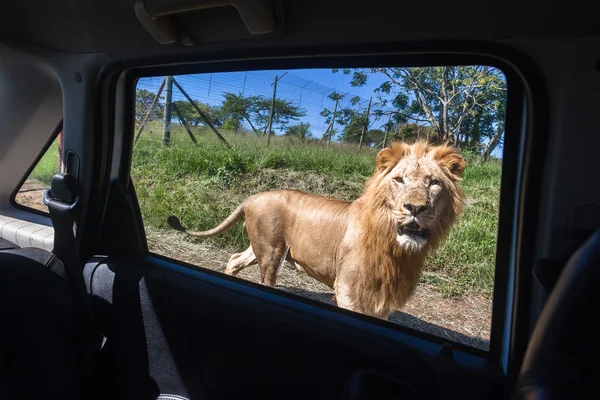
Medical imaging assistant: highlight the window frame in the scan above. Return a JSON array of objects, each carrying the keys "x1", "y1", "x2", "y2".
[
  {"x1": 10, "y1": 119, "x2": 64, "y2": 217},
  {"x1": 109, "y1": 43, "x2": 547, "y2": 373}
]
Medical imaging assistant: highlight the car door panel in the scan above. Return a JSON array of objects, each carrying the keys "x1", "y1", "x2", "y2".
[{"x1": 84, "y1": 256, "x2": 505, "y2": 399}]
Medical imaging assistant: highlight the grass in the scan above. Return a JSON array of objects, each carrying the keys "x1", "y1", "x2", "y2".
[
  {"x1": 24, "y1": 139, "x2": 60, "y2": 186},
  {"x1": 132, "y1": 122, "x2": 502, "y2": 299}
]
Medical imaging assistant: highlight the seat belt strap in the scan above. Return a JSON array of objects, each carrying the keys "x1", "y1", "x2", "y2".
[{"x1": 44, "y1": 173, "x2": 105, "y2": 373}]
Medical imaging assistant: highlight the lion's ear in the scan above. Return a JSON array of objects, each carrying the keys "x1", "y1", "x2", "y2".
[
  {"x1": 376, "y1": 142, "x2": 409, "y2": 172},
  {"x1": 432, "y1": 146, "x2": 466, "y2": 178}
]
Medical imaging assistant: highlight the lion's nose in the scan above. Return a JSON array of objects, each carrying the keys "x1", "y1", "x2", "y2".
[{"x1": 404, "y1": 203, "x2": 428, "y2": 215}]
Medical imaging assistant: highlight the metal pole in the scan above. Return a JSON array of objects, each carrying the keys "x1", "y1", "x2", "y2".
[
  {"x1": 267, "y1": 75, "x2": 278, "y2": 146},
  {"x1": 299, "y1": 81, "x2": 312, "y2": 107},
  {"x1": 134, "y1": 77, "x2": 166, "y2": 144},
  {"x1": 162, "y1": 76, "x2": 174, "y2": 146},
  {"x1": 359, "y1": 96, "x2": 372, "y2": 149},
  {"x1": 172, "y1": 102, "x2": 198, "y2": 145},
  {"x1": 172, "y1": 78, "x2": 231, "y2": 148},
  {"x1": 328, "y1": 98, "x2": 339, "y2": 146}
]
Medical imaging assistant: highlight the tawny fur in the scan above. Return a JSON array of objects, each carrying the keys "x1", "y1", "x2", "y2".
[{"x1": 168, "y1": 140, "x2": 466, "y2": 319}]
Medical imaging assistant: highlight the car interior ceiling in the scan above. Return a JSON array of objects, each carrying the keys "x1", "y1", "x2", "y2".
[{"x1": 1, "y1": 0, "x2": 600, "y2": 399}]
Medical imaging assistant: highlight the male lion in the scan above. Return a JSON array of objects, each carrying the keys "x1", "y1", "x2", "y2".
[{"x1": 167, "y1": 140, "x2": 466, "y2": 319}]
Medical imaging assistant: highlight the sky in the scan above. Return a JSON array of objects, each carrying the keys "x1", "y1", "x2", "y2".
[{"x1": 137, "y1": 67, "x2": 504, "y2": 158}]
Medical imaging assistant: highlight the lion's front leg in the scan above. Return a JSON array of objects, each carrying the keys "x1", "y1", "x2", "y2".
[
  {"x1": 334, "y1": 269, "x2": 391, "y2": 320},
  {"x1": 334, "y1": 280, "x2": 390, "y2": 321}
]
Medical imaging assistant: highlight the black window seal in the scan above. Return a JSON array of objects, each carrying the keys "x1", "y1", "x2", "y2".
[{"x1": 108, "y1": 40, "x2": 547, "y2": 372}]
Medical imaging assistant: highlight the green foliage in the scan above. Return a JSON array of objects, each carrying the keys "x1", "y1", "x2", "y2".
[
  {"x1": 22, "y1": 136, "x2": 60, "y2": 186},
  {"x1": 214, "y1": 151, "x2": 248, "y2": 185},
  {"x1": 222, "y1": 118, "x2": 241, "y2": 131},
  {"x1": 393, "y1": 123, "x2": 437, "y2": 143},
  {"x1": 221, "y1": 92, "x2": 259, "y2": 133},
  {"x1": 173, "y1": 100, "x2": 223, "y2": 128},
  {"x1": 335, "y1": 66, "x2": 507, "y2": 157},
  {"x1": 366, "y1": 129, "x2": 386, "y2": 146},
  {"x1": 285, "y1": 122, "x2": 312, "y2": 141},
  {"x1": 221, "y1": 92, "x2": 306, "y2": 134},
  {"x1": 252, "y1": 97, "x2": 306, "y2": 132},
  {"x1": 136, "y1": 88, "x2": 164, "y2": 122}
]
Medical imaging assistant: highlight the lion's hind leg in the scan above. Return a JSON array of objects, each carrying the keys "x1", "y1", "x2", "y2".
[
  {"x1": 225, "y1": 246, "x2": 258, "y2": 276},
  {"x1": 254, "y1": 245, "x2": 289, "y2": 287}
]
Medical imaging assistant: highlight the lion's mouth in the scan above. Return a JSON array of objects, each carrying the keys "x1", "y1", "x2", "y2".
[{"x1": 398, "y1": 221, "x2": 430, "y2": 239}]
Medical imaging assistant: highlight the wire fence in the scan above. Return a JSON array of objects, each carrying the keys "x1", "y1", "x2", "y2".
[{"x1": 136, "y1": 70, "x2": 396, "y2": 143}]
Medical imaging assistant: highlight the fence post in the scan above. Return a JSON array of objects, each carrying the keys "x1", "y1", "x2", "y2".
[
  {"x1": 267, "y1": 72, "x2": 286, "y2": 146},
  {"x1": 299, "y1": 81, "x2": 311, "y2": 107},
  {"x1": 171, "y1": 102, "x2": 198, "y2": 145},
  {"x1": 327, "y1": 98, "x2": 339, "y2": 146},
  {"x1": 171, "y1": 78, "x2": 231, "y2": 148},
  {"x1": 163, "y1": 76, "x2": 174, "y2": 146},
  {"x1": 359, "y1": 96, "x2": 372, "y2": 149},
  {"x1": 134, "y1": 77, "x2": 166, "y2": 144}
]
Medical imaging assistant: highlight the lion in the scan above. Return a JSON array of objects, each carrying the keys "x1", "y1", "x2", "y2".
[{"x1": 167, "y1": 140, "x2": 466, "y2": 319}]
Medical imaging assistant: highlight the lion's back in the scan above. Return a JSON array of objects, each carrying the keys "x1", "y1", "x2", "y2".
[{"x1": 245, "y1": 189, "x2": 349, "y2": 220}]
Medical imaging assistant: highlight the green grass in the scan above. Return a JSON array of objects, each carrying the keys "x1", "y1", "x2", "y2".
[
  {"x1": 132, "y1": 122, "x2": 502, "y2": 298},
  {"x1": 23, "y1": 139, "x2": 60, "y2": 186}
]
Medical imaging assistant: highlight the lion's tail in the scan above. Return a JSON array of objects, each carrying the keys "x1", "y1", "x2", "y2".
[{"x1": 167, "y1": 203, "x2": 245, "y2": 238}]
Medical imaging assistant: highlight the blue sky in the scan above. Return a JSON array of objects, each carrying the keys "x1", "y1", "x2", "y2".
[{"x1": 138, "y1": 67, "x2": 504, "y2": 157}]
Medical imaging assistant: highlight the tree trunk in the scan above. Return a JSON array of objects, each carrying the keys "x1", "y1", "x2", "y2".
[
  {"x1": 382, "y1": 114, "x2": 391, "y2": 148},
  {"x1": 413, "y1": 89, "x2": 440, "y2": 135},
  {"x1": 359, "y1": 97, "x2": 372, "y2": 149},
  {"x1": 243, "y1": 115, "x2": 260, "y2": 136},
  {"x1": 322, "y1": 98, "x2": 339, "y2": 145},
  {"x1": 57, "y1": 131, "x2": 63, "y2": 172},
  {"x1": 439, "y1": 66, "x2": 449, "y2": 142},
  {"x1": 481, "y1": 128, "x2": 504, "y2": 162}
]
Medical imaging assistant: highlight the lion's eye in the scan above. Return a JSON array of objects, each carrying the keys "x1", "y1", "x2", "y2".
[
  {"x1": 430, "y1": 179, "x2": 441, "y2": 186},
  {"x1": 395, "y1": 177, "x2": 404, "y2": 184}
]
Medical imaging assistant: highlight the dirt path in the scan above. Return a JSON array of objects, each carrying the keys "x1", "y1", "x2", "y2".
[
  {"x1": 147, "y1": 228, "x2": 491, "y2": 351},
  {"x1": 14, "y1": 182, "x2": 48, "y2": 212},
  {"x1": 14, "y1": 182, "x2": 492, "y2": 351}
]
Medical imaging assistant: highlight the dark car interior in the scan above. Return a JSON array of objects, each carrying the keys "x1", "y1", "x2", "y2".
[{"x1": 1, "y1": 0, "x2": 599, "y2": 399}]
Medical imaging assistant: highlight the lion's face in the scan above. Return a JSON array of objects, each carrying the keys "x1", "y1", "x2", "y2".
[{"x1": 374, "y1": 141, "x2": 466, "y2": 252}]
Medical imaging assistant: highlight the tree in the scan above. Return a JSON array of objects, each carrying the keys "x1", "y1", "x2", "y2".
[
  {"x1": 221, "y1": 93, "x2": 261, "y2": 134},
  {"x1": 366, "y1": 129, "x2": 386, "y2": 147},
  {"x1": 393, "y1": 123, "x2": 437, "y2": 143},
  {"x1": 222, "y1": 118, "x2": 241, "y2": 132},
  {"x1": 221, "y1": 92, "x2": 305, "y2": 135},
  {"x1": 136, "y1": 89, "x2": 164, "y2": 122},
  {"x1": 333, "y1": 66, "x2": 506, "y2": 151},
  {"x1": 319, "y1": 92, "x2": 347, "y2": 143},
  {"x1": 285, "y1": 122, "x2": 312, "y2": 141},
  {"x1": 251, "y1": 97, "x2": 306, "y2": 134},
  {"x1": 173, "y1": 100, "x2": 223, "y2": 128},
  {"x1": 339, "y1": 110, "x2": 366, "y2": 143},
  {"x1": 322, "y1": 94, "x2": 386, "y2": 146}
]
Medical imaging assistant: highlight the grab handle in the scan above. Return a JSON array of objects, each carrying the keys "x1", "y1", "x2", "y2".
[{"x1": 135, "y1": 0, "x2": 276, "y2": 45}]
